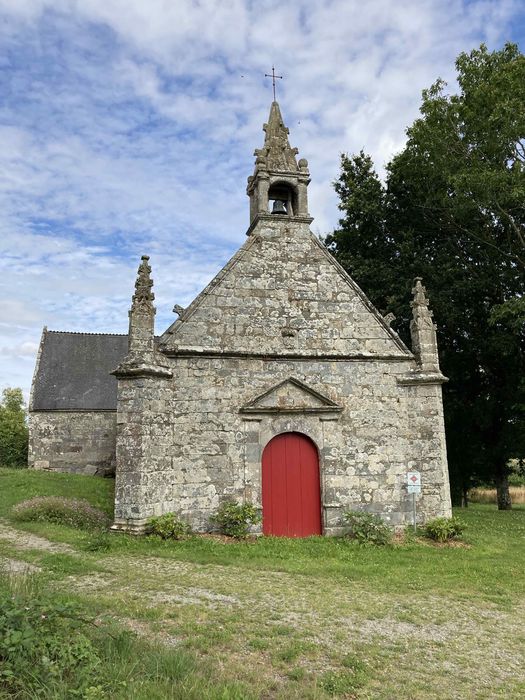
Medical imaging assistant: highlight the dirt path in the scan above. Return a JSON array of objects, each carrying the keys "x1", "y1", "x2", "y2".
[
  {"x1": 1, "y1": 523, "x2": 524, "y2": 699},
  {"x1": 0, "y1": 519, "x2": 74, "y2": 554},
  {"x1": 0, "y1": 557, "x2": 42, "y2": 574},
  {"x1": 61, "y1": 552, "x2": 525, "y2": 698}
]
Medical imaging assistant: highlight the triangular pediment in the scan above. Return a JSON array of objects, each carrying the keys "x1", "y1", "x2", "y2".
[
  {"x1": 159, "y1": 220, "x2": 411, "y2": 359},
  {"x1": 240, "y1": 377, "x2": 342, "y2": 414}
]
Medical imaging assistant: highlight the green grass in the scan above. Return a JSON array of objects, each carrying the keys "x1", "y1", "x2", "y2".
[
  {"x1": 1, "y1": 466, "x2": 525, "y2": 699},
  {"x1": 0, "y1": 466, "x2": 114, "y2": 515},
  {"x1": 0, "y1": 573, "x2": 255, "y2": 700}
]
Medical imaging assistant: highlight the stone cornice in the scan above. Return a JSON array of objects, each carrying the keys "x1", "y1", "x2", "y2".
[
  {"x1": 397, "y1": 371, "x2": 448, "y2": 386},
  {"x1": 246, "y1": 213, "x2": 314, "y2": 236},
  {"x1": 111, "y1": 359, "x2": 173, "y2": 379},
  {"x1": 29, "y1": 408, "x2": 116, "y2": 414},
  {"x1": 160, "y1": 349, "x2": 414, "y2": 362},
  {"x1": 240, "y1": 406, "x2": 342, "y2": 414},
  {"x1": 240, "y1": 376, "x2": 343, "y2": 414}
]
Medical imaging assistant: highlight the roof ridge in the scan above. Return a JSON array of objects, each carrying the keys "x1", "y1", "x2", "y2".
[{"x1": 45, "y1": 330, "x2": 128, "y2": 337}]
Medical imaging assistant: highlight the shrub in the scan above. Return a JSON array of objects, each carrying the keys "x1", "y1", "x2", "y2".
[
  {"x1": 146, "y1": 512, "x2": 191, "y2": 540},
  {"x1": 212, "y1": 501, "x2": 261, "y2": 539},
  {"x1": 12, "y1": 496, "x2": 110, "y2": 530},
  {"x1": 0, "y1": 586, "x2": 102, "y2": 696},
  {"x1": 343, "y1": 510, "x2": 392, "y2": 545},
  {"x1": 0, "y1": 387, "x2": 28, "y2": 467},
  {"x1": 424, "y1": 516, "x2": 465, "y2": 542}
]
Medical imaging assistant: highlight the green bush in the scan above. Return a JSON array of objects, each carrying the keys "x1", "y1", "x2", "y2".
[
  {"x1": 12, "y1": 496, "x2": 110, "y2": 530},
  {"x1": 146, "y1": 512, "x2": 191, "y2": 540},
  {"x1": 343, "y1": 510, "x2": 392, "y2": 545},
  {"x1": 212, "y1": 501, "x2": 261, "y2": 539},
  {"x1": 424, "y1": 516, "x2": 465, "y2": 542},
  {"x1": 0, "y1": 586, "x2": 102, "y2": 696}
]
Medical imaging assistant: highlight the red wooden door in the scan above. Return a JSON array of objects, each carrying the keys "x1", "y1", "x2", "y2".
[{"x1": 262, "y1": 432, "x2": 322, "y2": 537}]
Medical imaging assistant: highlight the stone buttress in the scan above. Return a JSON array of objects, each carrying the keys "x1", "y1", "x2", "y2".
[
  {"x1": 397, "y1": 278, "x2": 452, "y2": 518},
  {"x1": 111, "y1": 256, "x2": 172, "y2": 532}
]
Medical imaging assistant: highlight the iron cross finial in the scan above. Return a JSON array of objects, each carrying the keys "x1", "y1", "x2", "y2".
[{"x1": 264, "y1": 66, "x2": 283, "y2": 101}]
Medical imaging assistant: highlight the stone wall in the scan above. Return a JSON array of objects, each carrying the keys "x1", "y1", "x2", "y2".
[
  {"x1": 113, "y1": 355, "x2": 452, "y2": 534},
  {"x1": 29, "y1": 411, "x2": 117, "y2": 476}
]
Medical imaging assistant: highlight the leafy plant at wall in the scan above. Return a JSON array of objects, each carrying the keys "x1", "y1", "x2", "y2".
[
  {"x1": 343, "y1": 510, "x2": 392, "y2": 545},
  {"x1": 146, "y1": 512, "x2": 191, "y2": 539},
  {"x1": 424, "y1": 516, "x2": 466, "y2": 542},
  {"x1": 212, "y1": 501, "x2": 261, "y2": 539}
]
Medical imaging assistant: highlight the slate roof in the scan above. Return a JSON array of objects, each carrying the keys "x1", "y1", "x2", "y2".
[{"x1": 31, "y1": 330, "x2": 128, "y2": 411}]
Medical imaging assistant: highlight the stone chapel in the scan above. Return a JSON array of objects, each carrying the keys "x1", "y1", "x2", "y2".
[{"x1": 29, "y1": 101, "x2": 452, "y2": 535}]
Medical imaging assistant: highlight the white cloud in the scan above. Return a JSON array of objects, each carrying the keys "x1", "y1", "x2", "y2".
[{"x1": 0, "y1": 0, "x2": 520, "y2": 395}]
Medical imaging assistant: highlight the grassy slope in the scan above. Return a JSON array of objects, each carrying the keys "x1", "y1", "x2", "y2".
[{"x1": 1, "y1": 467, "x2": 525, "y2": 699}]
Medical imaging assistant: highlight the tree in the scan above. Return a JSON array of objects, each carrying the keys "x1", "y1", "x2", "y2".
[
  {"x1": 326, "y1": 43, "x2": 525, "y2": 509},
  {"x1": 406, "y1": 44, "x2": 525, "y2": 269},
  {"x1": 0, "y1": 388, "x2": 28, "y2": 467}
]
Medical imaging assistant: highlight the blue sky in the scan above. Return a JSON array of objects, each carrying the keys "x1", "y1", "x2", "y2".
[{"x1": 0, "y1": 0, "x2": 523, "y2": 399}]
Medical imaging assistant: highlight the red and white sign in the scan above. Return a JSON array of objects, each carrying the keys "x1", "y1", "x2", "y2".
[{"x1": 407, "y1": 471, "x2": 421, "y2": 493}]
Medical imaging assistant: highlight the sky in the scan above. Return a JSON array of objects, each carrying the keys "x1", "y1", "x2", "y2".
[{"x1": 0, "y1": 0, "x2": 523, "y2": 400}]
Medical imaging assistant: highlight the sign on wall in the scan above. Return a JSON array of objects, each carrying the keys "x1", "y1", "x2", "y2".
[
  {"x1": 406, "y1": 471, "x2": 421, "y2": 531},
  {"x1": 407, "y1": 471, "x2": 421, "y2": 494}
]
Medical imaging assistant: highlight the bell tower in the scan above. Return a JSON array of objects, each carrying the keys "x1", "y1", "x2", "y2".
[{"x1": 246, "y1": 101, "x2": 312, "y2": 233}]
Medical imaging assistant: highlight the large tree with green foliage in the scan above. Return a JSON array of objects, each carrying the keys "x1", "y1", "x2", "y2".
[
  {"x1": 326, "y1": 43, "x2": 525, "y2": 508},
  {"x1": 0, "y1": 388, "x2": 28, "y2": 467}
]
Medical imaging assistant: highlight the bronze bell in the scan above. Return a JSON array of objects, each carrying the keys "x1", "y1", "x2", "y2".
[{"x1": 271, "y1": 199, "x2": 287, "y2": 215}]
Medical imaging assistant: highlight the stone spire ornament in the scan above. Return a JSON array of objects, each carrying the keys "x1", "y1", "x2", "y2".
[
  {"x1": 132, "y1": 256, "x2": 155, "y2": 308},
  {"x1": 410, "y1": 277, "x2": 442, "y2": 374},
  {"x1": 246, "y1": 101, "x2": 311, "y2": 228},
  {"x1": 112, "y1": 255, "x2": 172, "y2": 378},
  {"x1": 129, "y1": 255, "x2": 155, "y2": 357},
  {"x1": 259, "y1": 101, "x2": 300, "y2": 172}
]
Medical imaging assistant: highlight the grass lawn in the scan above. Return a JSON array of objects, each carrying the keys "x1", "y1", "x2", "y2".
[{"x1": 1, "y1": 467, "x2": 525, "y2": 699}]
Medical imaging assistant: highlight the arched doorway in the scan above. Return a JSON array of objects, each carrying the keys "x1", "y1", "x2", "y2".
[{"x1": 262, "y1": 432, "x2": 322, "y2": 537}]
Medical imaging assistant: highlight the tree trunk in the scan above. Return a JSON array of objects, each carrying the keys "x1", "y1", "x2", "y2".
[
  {"x1": 495, "y1": 471, "x2": 512, "y2": 510},
  {"x1": 460, "y1": 485, "x2": 469, "y2": 508}
]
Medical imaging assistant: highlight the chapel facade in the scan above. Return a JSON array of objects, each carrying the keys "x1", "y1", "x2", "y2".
[{"x1": 29, "y1": 101, "x2": 452, "y2": 535}]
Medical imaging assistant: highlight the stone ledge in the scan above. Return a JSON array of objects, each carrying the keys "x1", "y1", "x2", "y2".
[
  {"x1": 397, "y1": 371, "x2": 448, "y2": 386},
  {"x1": 112, "y1": 361, "x2": 173, "y2": 379},
  {"x1": 160, "y1": 349, "x2": 414, "y2": 362},
  {"x1": 246, "y1": 213, "x2": 314, "y2": 236},
  {"x1": 240, "y1": 406, "x2": 342, "y2": 415},
  {"x1": 29, "y1": 408, "x2": 117, "y2": 413}
]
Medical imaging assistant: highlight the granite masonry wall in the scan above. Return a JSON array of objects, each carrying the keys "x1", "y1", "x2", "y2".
[
  {"x1": 29, "y1": 411, "x2": 117, "y2": 476},
  {"x1": 113, "y1": 355, "x2": 451, "y2": 534},
  {"x1": 113, "y1": 217, "x2": 452, "y2": 533}
]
